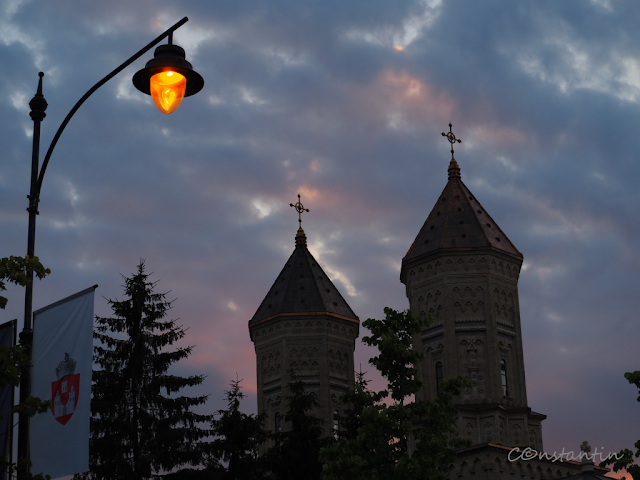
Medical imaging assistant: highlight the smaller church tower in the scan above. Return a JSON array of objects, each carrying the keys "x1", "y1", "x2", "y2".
[{"x1": 249, "y1": 195, "x2": 360, "y2": 445}]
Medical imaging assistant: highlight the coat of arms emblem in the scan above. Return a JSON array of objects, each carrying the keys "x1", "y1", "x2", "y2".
[{"x1": 51, "y1": 352, "x2": 79, "y2": 425}]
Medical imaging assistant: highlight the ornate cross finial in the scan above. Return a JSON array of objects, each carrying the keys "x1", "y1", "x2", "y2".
[
  {"x1": 580, "y1": 441, "x2": 591, "y2": 454},
  {"x1": 290, "y1": 193, "x2": 309, "y2": 228},
  {"x1": 442, "y1": 122, "x2": 462, "y2": 161}
]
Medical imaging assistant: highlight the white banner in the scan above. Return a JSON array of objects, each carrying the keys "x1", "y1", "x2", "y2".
[{"x1": 31, "y1": 285, "x2": 97, "y2": 479}]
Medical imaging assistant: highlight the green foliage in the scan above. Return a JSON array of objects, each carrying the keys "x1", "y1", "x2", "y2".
[
  {"x1": 397, "y1": 377, "x2": 472, "y2": 477},
  {"x1": 0, "y1": 344, "x2": 30, "y2": 391},
  {"x1": 5, "y1": 458, "x2": 52, "y2": 480},
  {"x1": 161, "y1": 468, "x2": 220, "y2": 480},
  {"x1": 10, "y1": 389, "x2": 51, "y2": 418},
  {"x1": 0, "y1": 344, "x2": 51, "y2": 419},
  {"x1": 627, "y1": 371, "x2": 640, "y2": 402},
  {"x1": 0, "y1": 343, "x2": 51, "y2": 480},
  {"x1": 0, "y1": 345, "x2": 50, "y2": 417},
  {"x1": 265, "y1": 371, "x2": 330, "y2": 480},
  {"x1": 207, "y1": 377, "x2": 269, "y2": 480},
  {"x1": 599, "y1": 370, "x2": 640, "y2": 480},
  {"x1": 0, "y1": 255, "x2": 50, "y2": 309},
  {"x1": 0, "y1": 255, "x2": 52, "y2": 415},
  {"x1": 335, "y1": 368, "x2": 373, "y2": 442},
  {"x1": 77, "y1": 260, "x2": 212, "y2": 480},
  {"x1": 320, "y1": 308, "x2": 472, "y2": 480},
  {"x1": 362, "y1": 307, "x2": 427, "y2": 403},
  {"x1": 0, "y1": 256, "x2": 51, "y2": 479}
]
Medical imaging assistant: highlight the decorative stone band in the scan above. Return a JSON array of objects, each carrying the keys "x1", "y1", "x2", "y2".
[{"x1": 248, "y1": 311, "x2": 360, "y2": 328}]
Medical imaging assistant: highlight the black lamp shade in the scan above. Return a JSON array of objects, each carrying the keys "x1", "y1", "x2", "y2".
[{"x1": 133, "y1": 44, "x2": 204, "y2": 97}]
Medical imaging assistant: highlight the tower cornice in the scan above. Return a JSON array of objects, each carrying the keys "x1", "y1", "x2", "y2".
[
  {"x1": 249, "y1": 311, "x2": 360, "y2": 329},
  {"x1": 400, "y1": 247, "x2": 523, "y2": 285}
]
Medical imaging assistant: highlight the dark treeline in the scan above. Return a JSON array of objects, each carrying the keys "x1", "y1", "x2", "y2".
[{"x1": 71, "y1": 261, "x2": 471, "y2": 480}]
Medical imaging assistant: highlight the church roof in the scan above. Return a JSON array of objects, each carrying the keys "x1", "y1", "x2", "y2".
[
  {"x1": 249, "y1": 227, "x2": 358, "y2": 326},
  {"x1": 402, "y1": 158, "x2": 522, "y2": 274},
  {"x1": 559, "y1": 471, "x2": 613, "y2": 480},
  {"x1": 558, "y1": 442, "x2": 613, "y2": 480}
]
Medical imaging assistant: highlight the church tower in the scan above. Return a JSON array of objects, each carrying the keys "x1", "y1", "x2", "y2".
[
  {"x1": 249, "y1": 196, "x2": 360, "y2": 444},
  {"x1": 400, "y1": 125, "x2": 545, "y2": 451}
]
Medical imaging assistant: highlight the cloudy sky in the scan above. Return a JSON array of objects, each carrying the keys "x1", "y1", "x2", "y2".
[{"x1": 1, "y1": 0, "x2": 639, "y2": 476}]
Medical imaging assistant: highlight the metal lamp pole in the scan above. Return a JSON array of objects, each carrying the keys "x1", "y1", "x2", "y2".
[{"x1": 18, "y1": 16, "x2": 199, "y2": 478}]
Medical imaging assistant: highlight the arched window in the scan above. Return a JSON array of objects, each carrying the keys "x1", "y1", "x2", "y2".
[
  {"x1": 333, "y1": 410, "x2": 339, "y2": 440},
  {"x1": 275, "y1": 412, "x2": 281, "y2": 433},
  {"x1": 501, "y1": 359, "x2": 509, "y2": 396},
  {"x1": 274, "y1": 411, "x2": 281, "y2": 445},
  {"x1": 435, "y1": 361, "x2": 443, "y2": 395}
]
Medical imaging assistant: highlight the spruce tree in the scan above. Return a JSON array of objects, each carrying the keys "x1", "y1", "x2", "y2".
[
  {"x1": 206, "y1": 377, "x2": 269, "y2": 480},
  {"x1": 79, "y1": 260, "x2": 212, "y2": 480},
  {"x1": 335, "y1": 366, "x2": 371, "y2": 442},
  {"x1": 265, "y1": 371, "x2": 329, "y2": 480}
]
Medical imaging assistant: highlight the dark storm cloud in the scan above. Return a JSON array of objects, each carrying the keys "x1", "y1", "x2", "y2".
[{"x1": 1, "y1": 1, "x2": 639, "y2": 475}]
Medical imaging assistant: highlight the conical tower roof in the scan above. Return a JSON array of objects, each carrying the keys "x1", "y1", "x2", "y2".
[
  {"x1": 402, "y1": 159, "x2": 522, "y2": 277},
  {"x1": 250, "y1": 227, "x2": 358, "y2": 325}
]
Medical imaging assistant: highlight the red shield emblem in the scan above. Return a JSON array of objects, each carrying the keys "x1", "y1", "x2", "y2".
[{"x1": 51, "y1": 373, "x2": 80, "y2": 425}]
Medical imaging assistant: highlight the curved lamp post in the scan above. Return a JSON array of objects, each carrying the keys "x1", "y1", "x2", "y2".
[{"x1": 20, "y1": 17, "x2": 203, "y2": 478}]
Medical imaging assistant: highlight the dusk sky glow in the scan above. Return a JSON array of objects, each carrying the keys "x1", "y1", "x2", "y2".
[{"x1": 1, "y1": 1, "x2": 639, "y2": 477}]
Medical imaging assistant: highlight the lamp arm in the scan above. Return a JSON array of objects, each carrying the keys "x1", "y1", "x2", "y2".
[{"x1": 36, "y1": 16, "x2": 189, "y2": 195}]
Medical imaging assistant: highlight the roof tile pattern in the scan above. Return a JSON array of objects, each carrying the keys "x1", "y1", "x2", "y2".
[
  {"x1": 403, "y1": 164, "x2": 522, "y2": 267},
  {"x1": 250, "y1": 228, "x2": 358, "y2": 325}
]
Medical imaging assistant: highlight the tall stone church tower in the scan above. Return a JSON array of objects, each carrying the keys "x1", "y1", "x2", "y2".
[
  {"x1": 248, "y1": 205, "x2": 360, "y2": 443},
  {"x1": 400, "y1": 145, "x2": 545, "y2": 451}
]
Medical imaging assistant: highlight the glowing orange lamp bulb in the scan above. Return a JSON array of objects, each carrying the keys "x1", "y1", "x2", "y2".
[
  {"x1": 133, "y1": 39, "x2": 203, "y2": 112},
  {"x1": 150, "y1": 71, "x2": 187, "y2": 114}
]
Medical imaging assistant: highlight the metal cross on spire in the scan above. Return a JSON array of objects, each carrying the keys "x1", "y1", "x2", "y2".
[
  {"x1": 290, "y1": 193, "x2": 309, "y2": 228},
  {"x1": 441, "y1": 122, "x2": 462, "y2": 160}
]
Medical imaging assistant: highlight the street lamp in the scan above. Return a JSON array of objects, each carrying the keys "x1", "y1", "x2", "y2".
[
  {"x1": 19, "y1": 17, "x2": 203, "y2": 478},
  {"x1": 133, "y1": 33, "x2": 204, "y2": 114}
]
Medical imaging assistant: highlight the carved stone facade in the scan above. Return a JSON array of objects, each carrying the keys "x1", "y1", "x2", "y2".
[
  {"x1": 405, "y1": 253, "x2": 526, "y2": 407},
  {"x1": 249, "y1": 227, "x2": 359, "y2": 448},
  {"x1": 250, "y1": 313, "x2": 359, "y2": 447}
]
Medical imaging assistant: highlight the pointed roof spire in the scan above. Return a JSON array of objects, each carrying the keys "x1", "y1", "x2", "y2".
[
  {"x1": 401, "y1": 124, "x2": 521, "y2": 279},
  {"x1": 249, "y1": 195, "x2": 358, "y2": 326},
  {"x1": 448, "y1": 158, "x2": 461, "y2": 180},
  {"x1": 295, "y1": 227, "x2": 307, "y2": 246}
]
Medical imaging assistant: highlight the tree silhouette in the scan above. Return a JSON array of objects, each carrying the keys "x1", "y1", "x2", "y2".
[{"x1": 77, "y1": 260, "x2": 212, "y2": 480}]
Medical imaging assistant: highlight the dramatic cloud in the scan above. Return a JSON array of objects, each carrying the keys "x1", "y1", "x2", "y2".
[{"x1": 1, "y1": 1, "x2": 638, "y2": 476}]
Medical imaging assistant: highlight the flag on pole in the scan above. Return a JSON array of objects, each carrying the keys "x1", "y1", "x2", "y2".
[
  {"x1": 0, "y1": 319, "x2": 16, "y2": 480},
  {"x1": 30, "y1": 285, "x2": 97, "y2": 479}
]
